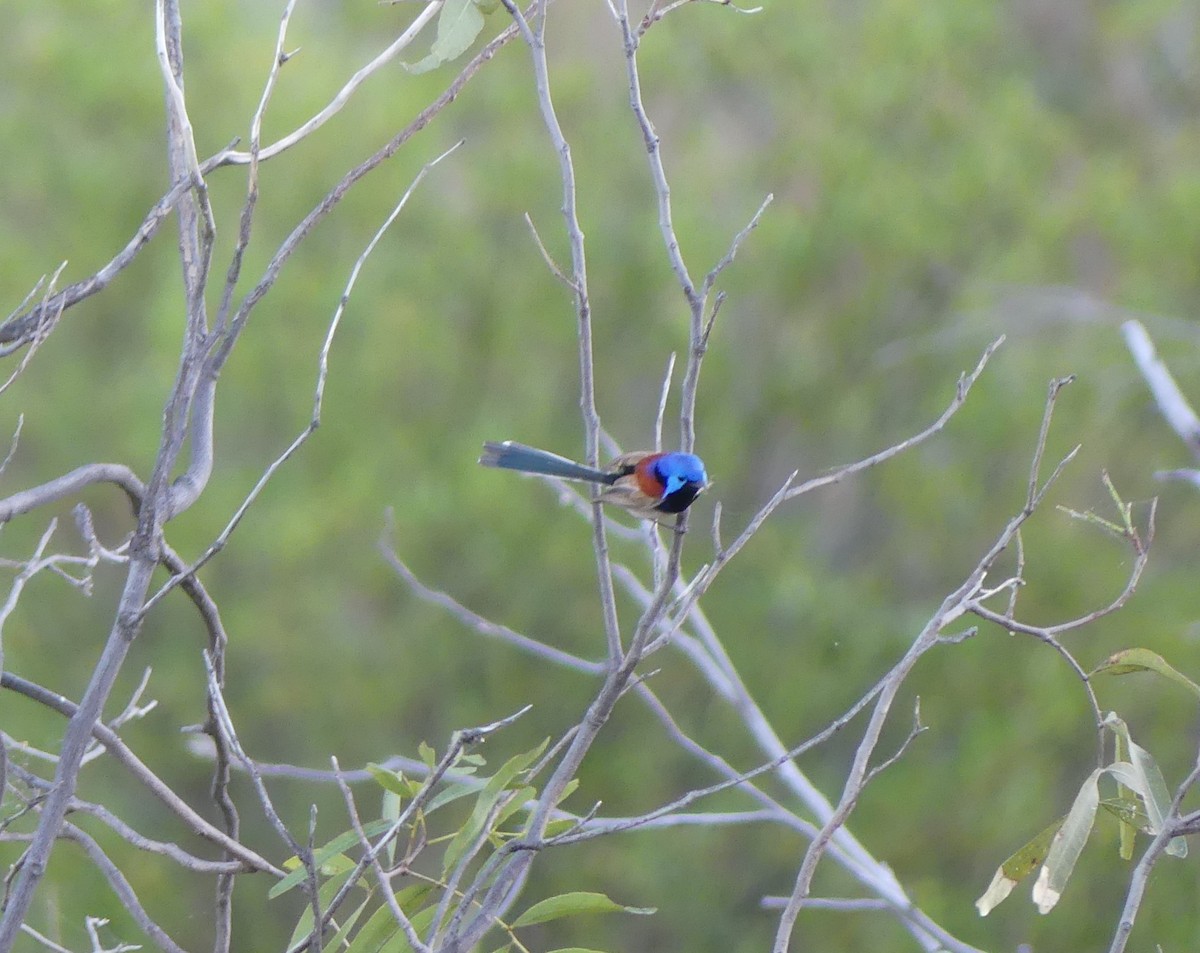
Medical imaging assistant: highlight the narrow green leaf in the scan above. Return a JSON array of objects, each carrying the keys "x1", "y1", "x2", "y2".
[
  {"x1": 270, "y1": 818, "x2": 394, "y2": 898},
  {"x1": 544, "y1": 818, "x2": 576, "y2": 838},
  {"x1": 1111, "y1": 727, "x2": 1137, "y2": 860},
  {"x1": 418, "y1": 741, "x2": 437, "y2": 769},
  {"x1": 328, "y1": 895, "x2": 372, "y2": 951},
  {"x1": 1091, "y1": 649, "x2": 1200, "y2": 700},
  {"x1": 1055, "y1": 505, "x2": 1124, "y2": 538},
  {"x1": 368, "y1": 763, "x2": 410, "y2": 797},
  {"x1": 1101, "y1": 470, "x2": 1133, "y2": 532},
  {"x1": 442, "y1": 740, "x2": 549, "y2": 876},
  {"x1": 344, "y1": 886, "x2": 436, "y2": 953},
  {"x1": 493, "y1": 785, "x2": 537, "y2": 831},
  {"x1": 512, "y1": 891, "x2": 655, "y2": 928},
  {"x1": 1100, "y1": 797, "x2": 1150, "y2": 832},
  {"x1": 383, "y1": 788, "x2": 403, "y2": 867},
  {"x1": 345, "y1": 902, "x2": 402, "y2": 953},
  {"x1": 287, "y1": 868, "x2": 355, "y2": 950},
  {"x1": 379, "y1": 902, "x2": 440, "y2": 953},
  {"x1": 1105, "y1": 715, "x2": 1187, "y2": 858},
  {"x1": 426, "y1": 779, "x2": 482, "y2": 814},
  {"x1": 556, "y1": 778, "x2": 580, "y2": 805}
]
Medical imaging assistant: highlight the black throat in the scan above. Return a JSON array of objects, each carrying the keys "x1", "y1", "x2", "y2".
[{"x1": 654, "y1": 482, "x2": 701, "y2": 514}]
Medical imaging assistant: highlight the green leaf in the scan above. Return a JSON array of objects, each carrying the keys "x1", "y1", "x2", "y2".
[
  {"x1": 382, "y1": 788, "x2": 403, "y2": 867},
  {"x1": 544, "y1": 818, "x2": 576, "y2": 838},
  {"x1": 1104, "y1": 715, "x2": 1187, "y2": 858},
  {"x1": 1100, "y1": 797, "x2": 1150, "y2": 833},
  {"x1": 1055, "y1": 505, "x2": 1124, "y2": 538},
  {"x1": 405, "y1": 0, "x2": 486, "y2": 75},
  {"x1": 426, "y1": 779, "x2": 482, "y2": 814},
  {"x1": 287, "y1": 868, "x2": 356, "y2": 950},
  {"x1": 368, "y1": 763, "x2": 410, "y2": 797},
  {"x1": 975, "y1": 819, "x2": 1061, "y2": 916},
  {"x1": 328, "y1": 896, "x2": 373, "y2": 951},
  {"x1": 344, "y1": 886, "x2": 436, "y2": 953},
  {"x1": 418, "y1": 741, "x2": 437, "y2": 769},
  {"x1": 512, "y1": 892, "x2": 655, "y2": 928},
  {"x1": 1090, "y1": 648, "x2": 1200, "y2": 700},
  {"x1": 1111, "y1": 728, "x2": 1137, "y2": 860},
  {"x1": 556, "y1": 778, "x2": 580, "y2": 805},
  {"x1": 270, "y1": 818, "x2": 394, "y2": 898},
  {"x1": 380, "y1": 901, "x2": 440, "y2": 953},
  {"x1": 493, "y1": 785, "x2": 537, "y2": 832},
  {"x1": 442, "y1": 740, "x2": 549, "y2": 876},
  {"x1": 345, "y1": 903, "x2": 403, "y2": 953}
]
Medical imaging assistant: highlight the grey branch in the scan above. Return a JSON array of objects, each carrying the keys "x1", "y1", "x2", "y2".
[{"x1": 1122, "y1": 319, "x2": 1200, "y2": 475}]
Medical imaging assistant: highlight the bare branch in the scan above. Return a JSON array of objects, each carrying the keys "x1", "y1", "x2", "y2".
[
  {"x1": 654, "y1": 352, "x2": 677, "y2": 452},
  {"x1": 700, "y1": 193, "x2": 773, "y2": 299},
  {"x1": 522, "y1": 212, "x2": 577, "y2": 290},
  {"x1": 1123, "y1": 319, "x2": 1200, "y2": 459},
  {"x1": 332, "y1": 760, "x2": 430, "y2": 953},
  {"x1": 219, "y1": 2, "x2": 445, "y2": 166},
  {"x1": 785, "y1": 336, "x2": 1005, "y2": 501},
  {"x1": 61, "y1": 822, "x2": 188, "y2": 953},
  {"x1": 0, "y1": 181, "x2": 189, "y2": 346},
  {"x1": 498, "y1": 0, "x2": 619, "y2": 668},
  {"x1": 0, "y1": 463, "x2": 145, "y2": 524},
  {"x1": 0, "y1": 672, "x2": 280, "y2": 876},
  {"x1": 379, "y1": 527, "x2": 605, "y2": 675},
  {"x1": 1107, "y1": 754, "x2": 1200, "y2": 953},
  {"x1": 145, "y1": 142, "x2": 462, "y2": 614}
]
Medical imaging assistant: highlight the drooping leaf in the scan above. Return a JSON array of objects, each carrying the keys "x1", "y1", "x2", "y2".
[
  {"x1": 1032, "y1": 769, "x2": 1101, "y2": 914},
  {"x1": 1105, "y1": 715, "x2": 1187, "y2": 858},
  {"x1": 1111, "y1": 726, "x2": 1137, "y2": 860},
  {"x1": 975, "y1": 819, "x2": 1061, "y2": 916},
  {"x1": 1090, "y1": 649, "x2": 1200, "y2": 700}
]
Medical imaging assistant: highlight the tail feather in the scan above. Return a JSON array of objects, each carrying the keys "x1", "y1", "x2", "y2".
[{"x1": 479, "y1": 441, "x2": 616, "y2": 485}]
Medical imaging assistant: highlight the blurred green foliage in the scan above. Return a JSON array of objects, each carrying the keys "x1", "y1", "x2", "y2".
[{"x1": 3, "y1": 0, "x2": 1200, "y2": 951}]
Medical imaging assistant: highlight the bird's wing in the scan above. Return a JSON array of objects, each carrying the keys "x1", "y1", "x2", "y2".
[{"x1": 606, "y1": 451, "x2": 656, "y2": 473}]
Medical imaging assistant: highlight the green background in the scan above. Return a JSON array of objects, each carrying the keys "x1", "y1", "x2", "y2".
[{"x1": 2, "y1": 1, "x2": 1200, "y2": 951}]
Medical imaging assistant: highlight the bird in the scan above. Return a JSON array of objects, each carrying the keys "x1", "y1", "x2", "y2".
[{"x1": 479, "y1": 441, "x2": 708, "y2": 519}]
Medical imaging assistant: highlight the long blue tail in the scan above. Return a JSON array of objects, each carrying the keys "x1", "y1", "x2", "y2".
[{"x1": 479, "y1": 441, "x2": 616, "y2": 485}]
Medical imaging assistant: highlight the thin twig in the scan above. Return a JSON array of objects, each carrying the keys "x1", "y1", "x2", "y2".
[
  {"x1": 142, "y1": 142, "x2": 463, "y2": 616},
  {"x1": 219, "y1": 2, "x2": 445, "y2": 166},
  {"x1": 784, "y1": 336, "x2": 1005, "y2": 501}
]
